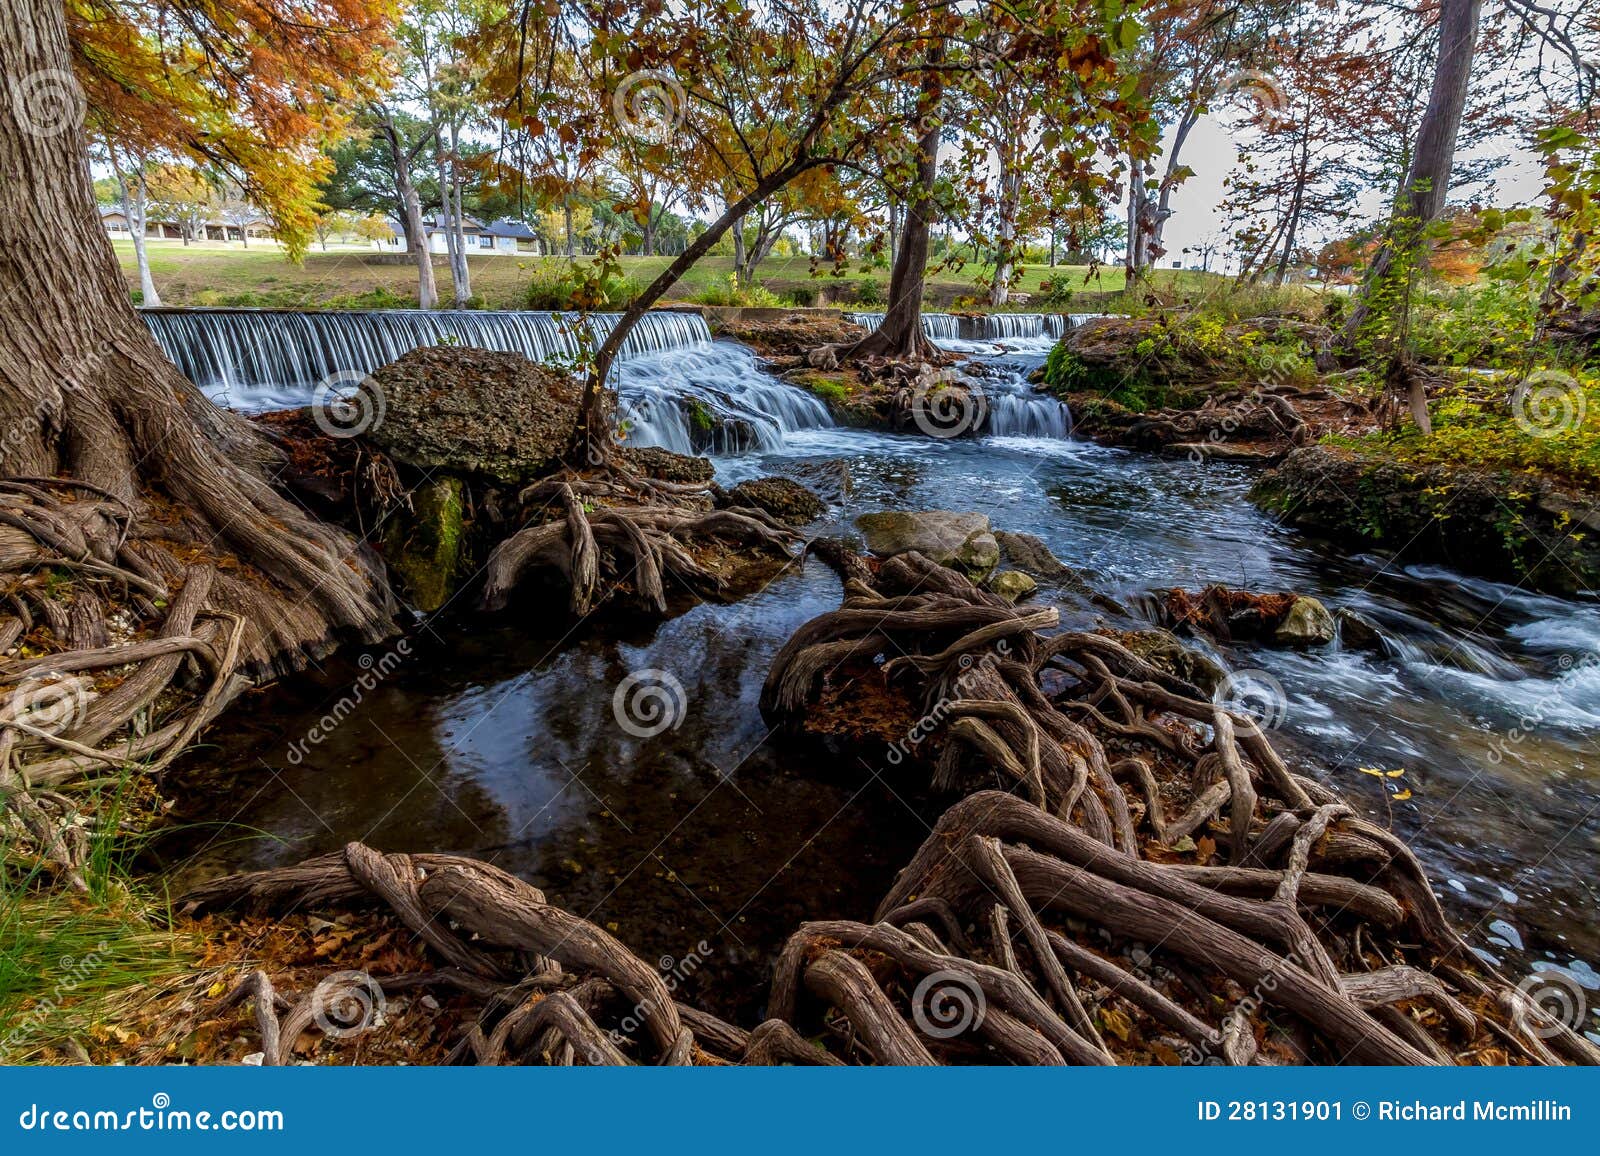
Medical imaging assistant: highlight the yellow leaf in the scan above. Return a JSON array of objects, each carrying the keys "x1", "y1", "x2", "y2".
[
  {"x1": 1100, "y1": 1007, "x2": 1133, "y2": 1042},
  {"x1": 1385, "y1": 769, "x2": 1406, "y2": 778},
  {"x1": 206, "y1": 980, "x2": 226, "y2": 998},
  {"x1": 1392, "y1": 788, "x2": 1413, "y2": 801},
  {"x1": 1358, "y1": 766, "x2": 1386, "y2": 777}
]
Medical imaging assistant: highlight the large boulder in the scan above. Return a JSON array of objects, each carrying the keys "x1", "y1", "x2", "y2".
[
  {"x1": 362, "y1": 346, "x2": 582, "y2": 483},
  {"x1": 856, "y1": 510, "x2": 1000, "y2": 581}
]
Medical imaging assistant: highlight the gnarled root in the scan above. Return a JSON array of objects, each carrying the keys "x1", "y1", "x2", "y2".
[
  {"x1": 480, "y1": 470, "x2": 798, "y2": 615},
  {"x1": 760, "y1": 560, "x2": 1597, "y2": 1066}
]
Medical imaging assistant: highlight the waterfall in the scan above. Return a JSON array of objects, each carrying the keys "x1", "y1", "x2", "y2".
[
  {"x1": 611, "y1": 341, "x2": 833, "y2": 456},
  {"x1": 140, "y1": 306, "x2": 831, "y2": 457},
  {"x1": 848, "y1": 312, "x2": 1068, "y2": 342},
  {"x1": 849, "y1": 311, "x2": 1072, "y2": 439},
  {"x1": 139, "y1": 307, "x2": 716, "y2": 408}
]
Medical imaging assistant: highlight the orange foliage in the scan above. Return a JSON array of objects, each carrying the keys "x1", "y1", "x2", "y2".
[{"x1": 69, "y1": 0, "x2": 398, "y2": 256}]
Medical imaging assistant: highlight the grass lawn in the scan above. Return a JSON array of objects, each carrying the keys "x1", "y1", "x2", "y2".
[{"x1": 114, "y1": 239, "x2": 1220, "y2": 311}]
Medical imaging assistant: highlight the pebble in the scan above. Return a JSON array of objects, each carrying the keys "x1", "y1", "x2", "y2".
[{"x1": 1488, "y1": 919, "x2": 1523, "y2": 951}]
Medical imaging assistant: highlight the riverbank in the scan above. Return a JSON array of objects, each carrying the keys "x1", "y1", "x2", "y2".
[
  {"x1": 1041, "y1": 314, "x2": 1599, "y2": 595},
  {"x1": 8, "y1": 321, "x2": 1599, "y2": 1065}
]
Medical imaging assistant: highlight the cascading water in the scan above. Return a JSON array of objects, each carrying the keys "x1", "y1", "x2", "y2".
[
  {"x1": 847, "y1": 311, "x2": 1069, "y2": 344},
  {"x1": 139, "y1": 307, "x2": 832, "y2": 455},
  {"x1": 848, "y1": 311, "x2": 1073, "y2": 439},
  {"x1": 611, "y1": 341, "x2": 832, "y2": 456}
]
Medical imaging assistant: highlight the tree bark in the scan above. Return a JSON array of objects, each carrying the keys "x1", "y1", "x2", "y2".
[
  {"x1": 376, "y1": 110, "x2": 438, "y2": 309},
  {"x1": 1341, "y1": 0, "x2": 1484, "y2": 374},
  {"x1": 0, "y1": 0, "x2": 392, "y2": 674},
  {"x1": 848, "y1": 41, "x2": 945, "y2": 361}
]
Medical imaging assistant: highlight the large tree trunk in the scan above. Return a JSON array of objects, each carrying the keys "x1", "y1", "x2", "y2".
[
  {"x1": 1148, "y1": 107, "x2": 1199, "y2": 265},
  {"x1": 848, "y1": 42, "x2": 945, "y2": 362},
  {"x1": 445, "y1": 120, "x2": 472, "y2": 306},
  {"x1": 0, "y1": 0, "x2": 392, "y2": 676},
  {"x1": 988, "y1": 159, "x2": 1022, "y2": 309},
  {"x1": 1340, "y1": 0, "x2": 1484, "y2": 400}
]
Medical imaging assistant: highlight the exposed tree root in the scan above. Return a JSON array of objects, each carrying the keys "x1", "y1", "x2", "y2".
[
  {"x1": 0, "y1": 484, "x2": 259, "y2": 886},
  {"x1": 183, "y1": 842, "x2": 837, "y2": 1067},
  {"x1": 479, "y1": 466, "x2": 798, "y2": 614},
  {"x1": 757, "y1": 558, "x2": 1599, "y2": 1066},
  {"x1": 169, "y1": 546, "x2": 1596, "y2": 1067}
]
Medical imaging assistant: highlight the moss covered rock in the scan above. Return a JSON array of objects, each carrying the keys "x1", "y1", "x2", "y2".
[
  {"x1": 725, "y1": 477, "x2": 825, "y2": 526},
  {"x1": 1251, "y1": 446, "x2": 1600, "y2": 595},
  {"x1": 382, "y1": 476, "x2": 469, "y2": 613},
  {"x1": 363, "y1": 346, "x2": 582, "y2": 484}
]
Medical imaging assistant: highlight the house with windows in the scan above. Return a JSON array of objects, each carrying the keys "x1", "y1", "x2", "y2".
[
  {"x1": 379, "y1": 215, "x2": 538, "y2": 255},
  {"x1": 101, "y1": 205, "x2": 274, "y2": 242}
]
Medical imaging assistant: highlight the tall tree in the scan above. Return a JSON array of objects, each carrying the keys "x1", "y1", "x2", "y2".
[
  {"x1": 1340, "y1": 0, "x2": 1487, "y2": 426},
  {"x1": 97, "y1": 137, "x2": 160, "y2": 304},
  {"x1": 1, "y1": 0, "x2": 396, "y2": 676}
]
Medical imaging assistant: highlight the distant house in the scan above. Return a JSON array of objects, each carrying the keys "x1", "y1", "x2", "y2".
[
  {"x1": 101, "y1": 205, "x2": 273, "y2": 242},
  {"x1": 380, "y1": 214, "x2": 538, "y2": 255}
]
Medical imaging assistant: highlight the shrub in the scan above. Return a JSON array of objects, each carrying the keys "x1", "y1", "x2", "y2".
[
  {"x1": 691, "y1": 275, "x2": 785, "y2": 308},
  {"x1": 853, "y1": 278, "x2": 886, "y2": 307}
]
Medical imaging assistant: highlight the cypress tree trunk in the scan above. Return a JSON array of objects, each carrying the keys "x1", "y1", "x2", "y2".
[
  {"x1": 848, "y1": 42, "x2": 945, "y2": 362},
  {"x1": 0, "y1": 0, "x2": 391, "y2": 675}
]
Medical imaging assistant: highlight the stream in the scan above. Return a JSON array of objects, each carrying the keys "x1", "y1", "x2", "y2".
[{"x1": 150, "y1": 309, "x2": 1600, "y2": 1031}]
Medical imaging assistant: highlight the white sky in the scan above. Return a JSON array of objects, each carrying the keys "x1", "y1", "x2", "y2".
[{"x1": 1149, "y1": 114, "x2": 1547, "y2": 271}]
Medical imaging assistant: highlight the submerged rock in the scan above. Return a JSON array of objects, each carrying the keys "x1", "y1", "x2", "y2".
[
  {"x1": 857, "y1": 510, "x2": 1000, "y2": 581},
  {"x1": 725, "y1": 477, "x2": 825, "y2": 526},
  {"x1": 1274, "y1": 596, "x2": 1336, "y2": 648},
  {"x1": 363, "y1": 346, "x2": 582, "y2": 483},
  {"x1": 994, "y1": 530, "x2": 1068, "y2": 577},
  {"x1": 1335, "y1": 608, "x2": 1387, "y2": 654}
]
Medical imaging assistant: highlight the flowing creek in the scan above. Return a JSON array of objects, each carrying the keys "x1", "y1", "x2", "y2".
[{"x1": 150, "y1": 309, "x2": 1600, "y2": 1030}]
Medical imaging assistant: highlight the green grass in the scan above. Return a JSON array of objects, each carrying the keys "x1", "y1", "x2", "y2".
[
  {"x1": 0, "y1": 770, "x2": 197, "y2": 1063},
  {"x1": 112, "y1": 238, "x2": 1218, "y2": 311}
]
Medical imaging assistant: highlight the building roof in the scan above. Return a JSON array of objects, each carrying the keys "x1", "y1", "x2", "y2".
[{"x1": 483, "y1": 218, "x2": 537, "y2": 239}]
